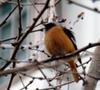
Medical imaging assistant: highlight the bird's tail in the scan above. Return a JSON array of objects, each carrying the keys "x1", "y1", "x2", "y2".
[{"x1": 68, "y1": 59, "x2": 80, "y2": 82}]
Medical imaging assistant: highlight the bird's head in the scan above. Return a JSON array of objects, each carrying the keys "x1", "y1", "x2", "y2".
[{"x1": 44, "y1": 23, "x2": 56, "y2": 31}]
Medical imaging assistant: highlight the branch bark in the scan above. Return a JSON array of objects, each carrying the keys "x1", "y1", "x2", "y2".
[{"x1": 82, "y1": 41, "x2": 100, "y2": 90}]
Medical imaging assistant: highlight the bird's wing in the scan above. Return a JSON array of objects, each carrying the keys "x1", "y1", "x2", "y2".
[
  {"x1": 63, "y1": 27, "x2": 77, "y2": 50},
  {"x1": 63, "y1": 27, "x2": 82, "y2": 64}
]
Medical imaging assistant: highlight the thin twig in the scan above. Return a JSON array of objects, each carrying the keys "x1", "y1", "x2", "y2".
[
  {"x1": 18, "y1": 73, "x2": 27, "y2": 90},
  {"x1": 20, "y1": 79, "x2": 34, "y2": 90},
  {"x1": 38, "y1": 80, "x2": 74, "y2": 90},
  {"x1": 55, "y1": 0, "x2": 62, "y2": 6},
  {"x1": 7, "y1": 1, "x2": 34, "y2": 6},
  {"x1": 67, "y1": 0, "x2": 100, "y2": 14},
  {"x1": 30, "y1": 48, "x2": 50, "y2": 57},
  {"x1": 20, "y1": 72, "x2": 53, "y2": 80},
  {"x1": 0, "y1": 28, "x2": 43, "y2": 43},
  {"x1": 0, "y1": 1, "x2": 20, "y2": 27},
  {"x1": 30, "y1": 0, "x2": 40, "y2": 14},
  {"x1": 34, "y1": 0, "x2": 61, "y2": 6},
  {"x1": 36, "y1": 60, "x2": 54, "y2": 87}
]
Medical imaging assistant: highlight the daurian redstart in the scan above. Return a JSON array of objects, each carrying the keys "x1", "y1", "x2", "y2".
[{"x1": 44, "y1": 23, "x2": 81, "y2": 82}]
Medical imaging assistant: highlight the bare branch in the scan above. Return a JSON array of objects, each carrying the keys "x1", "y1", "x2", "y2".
[
  {"x1": 43, "y1": 42, "x2": 100, "y2": 63},
  {"x1": 0, "y1": 42, "x2": 100, "y2": 76},
  {"x1": 7, "y1": 74, "x2": 16, "y2": 90}
]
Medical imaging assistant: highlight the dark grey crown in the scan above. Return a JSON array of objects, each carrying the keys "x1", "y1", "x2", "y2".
[{"x1": 44, "y1": 23, "x2": 56, "y2": 31}]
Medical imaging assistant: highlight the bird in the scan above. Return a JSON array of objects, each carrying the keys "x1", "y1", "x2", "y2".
[{"x1": 44, "y1": 22, "x2": 81, "y2": 82}]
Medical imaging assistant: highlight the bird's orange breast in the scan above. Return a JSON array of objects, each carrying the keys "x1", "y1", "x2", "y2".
[{"x1": 44, "y1": 26, "x2": 75, "y2": 56}]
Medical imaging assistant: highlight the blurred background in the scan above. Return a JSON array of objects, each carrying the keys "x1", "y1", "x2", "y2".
[{"x1": 0, "y1": 0, "x2": 100, "y2": 90}]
